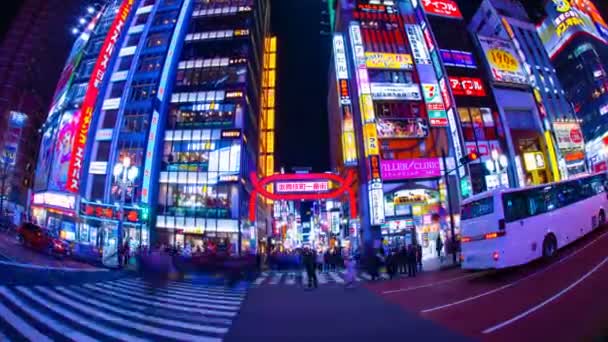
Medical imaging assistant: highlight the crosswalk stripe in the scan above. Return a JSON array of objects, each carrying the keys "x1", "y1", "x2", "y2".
[
  {"x1": 124, "y1": 278, "x2": 245, "y2": 299},
  {"x1": 328, "y1": 272, "x2": 344, "y2": 283},
  {"x1": 360, "y1": 273, "x2": 372, "y2": 280},
  {"x1": 53, "y1": 287, "x2": 228, "y2": 335},
  {"x1": 69, "y1": 285, "x2": 233, "y2": 326},
  {"x1": 14, "y1": 287, "x2": 148, "y2": 342},
  {"x1": 340, "y1": 270, "x2": 363, "y2": 282},
  {"x1": 111, "y1": 280, "x2": 242, "y2": 305},
  {"x1": 84, "y1": 283, "x2": 237, "y2": 317},
  {"x1": 286, "y1": 273, "x2": 296, "y2": 285},
  {"x1": 317, "y1": 272, "x2": 328, "y2": 284},
  {"x1": 301, "y1": 270, "x2": 308, "y2": 284},
  {"x1": 0, "y1": 287, "x2": 98, "y2": 342},
  {"x1": 253, "y1": 274, "x2": 267, "y2": 285},
  {"x1": 160, "y1": 280, "x2": 248, "y2": 294},
  {"x1": 269, "y1": 273, "x2": 282, "y2": 285},
  {"x1": 0, "y1": 290, "x2": 52, "y2": 342},
  {"x1": 101, "y1": 281, "x2": 240, "y2": 311},
  {"x1": 34, "y1": 286, "x2": 221, "y2": 342}
]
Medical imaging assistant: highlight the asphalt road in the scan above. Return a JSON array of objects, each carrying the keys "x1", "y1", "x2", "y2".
[{"x1": 368, "y1": 224, "x2": 608, "y2": 341}]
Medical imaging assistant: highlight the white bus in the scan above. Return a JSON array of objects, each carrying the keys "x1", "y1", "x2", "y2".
[{"x1": 460, "y1": 173, "x2": 608, "y2": 269}]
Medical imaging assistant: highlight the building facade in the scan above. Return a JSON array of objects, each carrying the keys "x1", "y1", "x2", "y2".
[
  {"x1": 32, "y1": 0, "x2": 272, "y2": 262},
  {"x1": 536, "y1": 0, "x2": 608, "y2": 172},
  {"x1": 0, "y1": 0, "x2": 83, "y2": 211},
  {"x1": 328, "y1": 0, "x2": 468, "y2": 260}
]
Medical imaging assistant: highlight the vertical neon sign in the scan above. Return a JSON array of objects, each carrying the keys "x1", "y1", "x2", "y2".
[
  {"x1": 333, "y1": 33, "x2": 357, "y2": 166},
  {"x1": 66, "y1": 0, "x2": 136, "y2": 193},
  {"x1": 142, "y1": 0, "x2": 193, "y2": 203}
]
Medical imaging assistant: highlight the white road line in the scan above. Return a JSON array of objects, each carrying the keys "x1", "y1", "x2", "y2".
[
  {"x1": 0, "y1": 290, "x2": 52, "y2": 342},
  {"x1": 34, "y1": 286, "x2": 221, "y2": 342},
  {"x1": 0, "y1": 260, "x2": 107, "y2": 272},
  {"x1": 102, "y1": 281, "x2": 240, "y2": 310},
  {"x1": 383, "y1": 273, "x2": 482, "y2": 295},
  {"x1": 84, "y1": 283, "x2": 236, "y2": 317},
  {"x1": 301, "y1": 270, "x2": 308, "y2": 284},
  {"x1": 286, "y1": 273, "x2": 296, "y2": 285},
  {"x1": 253, "y1": 274, "x2": 267, "y2": 285},
  {"x1": 483, "y1": 255, "x2": 608, "y2": 334},
  {"x1": 53, "y1": 287, "x2": 228, "y2": 335},
  {"x1": 360, "y1": 273, "x2": 372, "y2": 280},
  {"x1": 161, "y1": 279, "x2": 247, "y2": 294},
  {"x1": 340, "y1": 270, "x2": 363, "y2": 282},
  {"x1": 269, "y1": 273, "x2": 282, "y2": 285},
  {"x1": 421, "y1": 229, "x2": 608, "y2": 313},
  {"x1": 328, "y1": 272, "x2": 345, "y2": 284},
  {"x1": 121, "y1": 278, "x2": 245, "y2": 299},
  {"x1": 317, "y1": 272, "x2": 328, "y2": 284},
  {"x1": 111, "y1": 280, "x2": 242, "y2": 305},
  {"x1": 0, "y1": 287, "x2": 98, "y2": 342},
  {"x1": 14, "y1": 287, "x2": 148, "y2": 342}
]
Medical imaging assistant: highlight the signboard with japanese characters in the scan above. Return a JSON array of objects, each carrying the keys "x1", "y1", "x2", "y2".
[
  {"x1": 478, "y1": 36, "x2": 529, "y2": 86},
  {"x1": 405, "y1": 24, "x2": 431, "y2": 65},
  {"x1": 276, "y1": 181, "x2": 330, "y2": 193}
]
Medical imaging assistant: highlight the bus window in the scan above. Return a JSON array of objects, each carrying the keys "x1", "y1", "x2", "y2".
[
  {"x1": 503, "y1": 192, "x2": 528, "y2": 222},
  {"x1": 555, "y1": 181, "x2": 581, "y2": 207},
  {"x1": 528, "y1": 186, "x2": 556, "y2": 216},
  {"x1": 461, "y1": 197, "x2": 493, "y2": 220}
]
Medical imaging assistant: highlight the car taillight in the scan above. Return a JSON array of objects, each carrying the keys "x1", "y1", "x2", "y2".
[
  {"x1": 499, "y1": 219, "x2": 505, "y2": 231},
  {"x1": 485, "y1": 232, "x2": 499, "y2": 239},
  {"x1": 461, "y1": 236, "x2": 472, "y2": 243},
  {"x1": 492, "y1": 251, "x2": 499, "y2": 261}
]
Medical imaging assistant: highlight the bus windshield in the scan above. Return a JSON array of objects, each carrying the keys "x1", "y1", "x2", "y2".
[{"x1": 461, "y1": 197, "x2": 494, "y2": 220}]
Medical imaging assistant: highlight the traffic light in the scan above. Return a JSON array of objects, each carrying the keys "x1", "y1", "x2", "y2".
[
  {"x1": 459, "y1": 152, "x2": 479, "y2": 165},
  {"x1": 141, "y1": 206, "x2": 149, "y2": 221}
]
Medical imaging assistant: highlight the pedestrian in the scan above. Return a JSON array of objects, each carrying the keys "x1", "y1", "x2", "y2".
[
  {"x1": 387, "y1": 249, "x2": 398, "y2": 279},
  {"x1": 316, "y1": 249, "x2": 324, "y2": 272},
  {"x1": 436, "y1": 235, "x2": 444, "y2": 263},
  {"x1": 303, "y1": 246, "x2": 318, "y2": 289},
  {"x1": 407, "y1": 244, "x2": 417, "y2": 277},
  {"x1": 123, "y1": 238, "x2": 131, "y2": 267},
  {"x1": 344, "y1": 254, "x2": 356, "y2": 288},
  {"x1": 416, "y1": 243, "x2": 423, "y2": 272},
  {"x1": 399, "y1": 245, "x2": 407, "y2": 274}
]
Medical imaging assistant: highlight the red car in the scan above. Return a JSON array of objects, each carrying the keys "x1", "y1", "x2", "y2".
[{"x1": 16, "y1": 222, "x2": 71, "y2": 257}]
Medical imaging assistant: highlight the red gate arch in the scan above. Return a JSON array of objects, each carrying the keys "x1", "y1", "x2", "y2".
[{"x1": 249, "y1": 170, "x2": 357, "y2": 221}]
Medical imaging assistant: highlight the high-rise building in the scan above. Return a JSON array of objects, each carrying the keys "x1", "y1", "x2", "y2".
[
  {"x1": 32, "y1": 0, "x2": 273, "y2": 264},
  {"x1": 328, "y1": 0, "x2": 463, "y2": 257},
  {"x1": 470, "y1": 0, "x2": 586, "y2": 181},
  {"x1": 536, "y1": 0, "x2": 608, "y2": 172},
  {"x1": 469, "y1": 0, "x2": 561, "y2": 188},
  {"x1": 0, "y1": 0, "x2": 82, "y2": 210}
]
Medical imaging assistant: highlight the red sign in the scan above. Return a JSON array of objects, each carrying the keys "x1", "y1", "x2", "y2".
[
  {"x1": 439, "y1": 78, "x2": 451, "y2": 109},
  {"x1": 422, "y1": 0, "x2": 463, "y2": 19},
  {"x1": 430, "y1": 118, "x2": 448, "y2": 126},
  {"x1": 369, "y1": 155, "x2": 381, "y2": 181},
  {"x1": 81, "y1": 203, "x2": 141, "y2": 222},
  {"x1": 449, "y1": 76, "x2": 486, "y2": 96},
  {"x1": 66, "y1": 0, "x2": 135, "y2": 193},
  {"x1": 570, "y1": 129, "x2": 583, "y2": 144}
]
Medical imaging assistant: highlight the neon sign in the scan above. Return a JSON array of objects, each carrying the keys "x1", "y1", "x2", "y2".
[
  {"x1": 66, "y1": 0, "x2": 135, "y2": 193},
  {"x1": 422, "y1": 0, "x2": 463, "y2": 19},
  {"x1": 449, "y1": 76, "x2": 486, "y2": 96}
]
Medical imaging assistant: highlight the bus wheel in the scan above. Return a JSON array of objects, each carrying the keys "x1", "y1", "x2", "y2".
[
  {"x1": 599, "y1": 210, "x2": 606, "y2": 226},
  {"x1": 542, "y1": 235, "x2": 557, "y2": 258}
]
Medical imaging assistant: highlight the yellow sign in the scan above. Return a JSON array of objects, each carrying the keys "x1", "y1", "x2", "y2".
[
  {"x1": 553, "y1": 0, "x2": 571, "y2": 13},
  {"x1": 556, "y1": 16, "x2": 584, "y2": 36},
  {"x1": 487, "y1": 48, "x2": 519, "y2": 72},
  {"x1": 360, "y1": 94, "x2": 375, "y2": 123},
  {"x1": 523, "y1": 152, "x2": 547, "y2": 172},
  {"x1": 363, "y1": 123, "x2": 379, "y2": 156},
  {"x1": 365, "y1": 52, "x2": 413, "y2": 70},
  {"x1": 342, "y1": 131, "x2": 357, "y2": 165}
]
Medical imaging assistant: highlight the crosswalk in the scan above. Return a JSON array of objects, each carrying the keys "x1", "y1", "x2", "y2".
[
  {"x1": 0, "y1": 277, "x2": 248, "y2": 341},
  {"x1": 252, "y1": 270, "x2": 393, "y2": 287}
]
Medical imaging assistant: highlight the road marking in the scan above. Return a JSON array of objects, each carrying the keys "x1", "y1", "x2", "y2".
[
  {"x1": 110, "y1": 280, "x2": 243, "y2": 305},
  {"x1": 286, "y1": 273, "x2": 296, "y2": 285},
  {"x1": 360, "y1": 273, "x2": 372, "y2": 280},
  {"x1": 269, "y1": 273, "x2": 282, "y2": 285},
  {"x1": 384, "y1": 272, "x2": 483, "y2": 295},
  {"x1": 301, "y1": 270, "x2": 308, "y2": 284},
  {"x1": 254, "y1": 273, "x2": 268, "y2": 285},
  {"x1": 34, "y1": 286, "x2": 221, "y2": 342},
  {"x1": 14, "y1": 286, "x2": 147, "y2": 342},
  {"x1": 0, "y1": 260, "x2": 107, "y2": 272},
  {"x1": 0, "y1": 289, "x2": 52, "y2": 342},
  {"x1": 482, "y1": 255, "x2": 608, "y2": 334},
  {"x1": 317, "y1": 272, "x2": 328, "y2": 284},
  {"x1": 328, "y1": 271, "x2": 345, "y2": 283},
  {"x1": 421, "y1": 229, "x2": 608, "y2": 313},
  {"x1": 0, "y1": 287, "x2": 98, "y2": 342}
]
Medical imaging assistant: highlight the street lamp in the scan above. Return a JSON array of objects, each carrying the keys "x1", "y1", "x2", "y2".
[{"x1": 112, "y1": 156, "x2": 138, "y2": 267}]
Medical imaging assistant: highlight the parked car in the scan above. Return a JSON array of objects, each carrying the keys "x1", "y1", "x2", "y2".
[{"x1": 16, "y1": 222, "x2": 71, "y2": 257}]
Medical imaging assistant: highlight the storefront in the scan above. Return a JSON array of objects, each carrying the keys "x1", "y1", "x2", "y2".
[{"x1": 30, "y1": 192, "x2": 78, "y2": 240}]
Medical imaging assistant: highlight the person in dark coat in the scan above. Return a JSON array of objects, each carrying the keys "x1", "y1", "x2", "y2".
[
  {"x1": 399, "y1": 246, "x2": 407, "y2": 274},
  {"x1": 436, "y1": 235, "x2": 444, "y2": 263},
  {"x1": 387, "y1": 249, "x2": 398, "y2": 279},
  {"x1": 416, "y1": 243, "x2": 423, "y2": 272},
  {"x1": 407, "y1": 244, "x2": 417, "y2": 277},
  {"x1": 302, "y1": 246, "x2": 318, "y2": 289}
]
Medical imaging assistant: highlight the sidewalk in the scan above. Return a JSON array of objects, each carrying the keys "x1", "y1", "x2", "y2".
[{"x1": 0, "y1": 231, "x2": 98, "y2": 270}]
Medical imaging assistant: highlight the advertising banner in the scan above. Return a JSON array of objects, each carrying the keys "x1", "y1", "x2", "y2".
[
  {"x1": 538, "y1": 0, "x2": 606, "y2": 58},
  {"x1": 553, "y1": 122, "x2": 585, "y2": 150},
  {"x1": 369, "y1": 188, "x2": 385, "y2": 225},
  {"x1": 365, "y1": 52, "x2": 414, "y2": 70},
  {"x1": 66, "y1": 0, "x2": 136, "y2": 193},
  {"x1": 276, "y1": 181, "x2": 329, "y2": 193},
  {"x1": 376, "y1": 118, "x2": 429, "y2": 139},
  {"x1": 449, "y1": 76, "x2": 486, "y2": 96},
  {"x1": 405, "y1": 24, "x2": 431, "y2": 65},
  {"x1": 440, "y1": 49, "x2": 477, "y2": 68},
  {"x1": 364, "y1": 123, "x2": 380, "y2": 156},
  {"x1": 421, "y1": 0, "x2": 463, "y2": 19},
  {"x1": 333, "y1": 34, "x2": 349, "y2": 79},
  {"x1": 380, "y1": 158, "x2": 442, "y2": 180},
  {"x1": 371, "y1": 83, "x2": 421, "y2": 100},
  {"x1": 478, "y1": 36, "x2": 528, "y2": 86}
]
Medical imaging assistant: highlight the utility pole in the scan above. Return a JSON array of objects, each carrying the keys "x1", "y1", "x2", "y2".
[{"x1": 441, "y1": 149, "x2": 457, "y2": 265}]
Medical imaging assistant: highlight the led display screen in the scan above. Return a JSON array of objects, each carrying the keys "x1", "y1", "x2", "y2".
[{"x1": 440, "y1": 49, "x2": 477, "y2": 68}]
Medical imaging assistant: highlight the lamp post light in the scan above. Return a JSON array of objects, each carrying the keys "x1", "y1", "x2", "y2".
[{"x1": 112, "y1": 156, "x2": 138, "y2": 268}]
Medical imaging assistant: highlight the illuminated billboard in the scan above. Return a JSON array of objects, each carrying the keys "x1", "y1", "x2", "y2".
[
  {"x1": 538, "y1": 0, "x2": 607, "y2": 58},
  {"x1": 478, "y1": 36, "x2": 528, "y2": 86},
  {"x1": 66, "y1": 0, "x2": 135, "y2": 193},
  {"x1": 365, "y1": 52, "x2": 414, "y2": 70}
]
